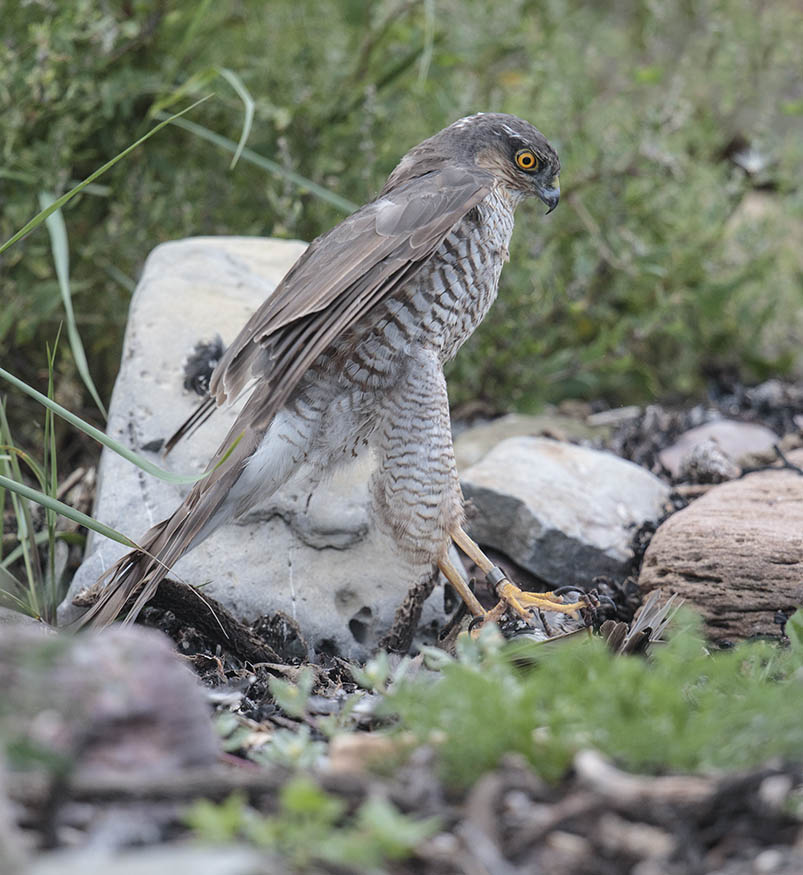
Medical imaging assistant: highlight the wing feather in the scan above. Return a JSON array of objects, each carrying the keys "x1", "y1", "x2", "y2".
[
  {"x1": 165, "y1": 165, "x2": 492, "y2": 453},
  {"x1": 211, "y1": 165, "x2": 492, "y2": 404}
]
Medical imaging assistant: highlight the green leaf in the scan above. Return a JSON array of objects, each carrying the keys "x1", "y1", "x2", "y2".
[
  {"x1": 355, "y1": 796, "x2": 439, "y2": 860},
  {"x1": 268, "y1": 667, "x2": 314, "y2": 718},
  {"x1": 0, "y1": 473, "x2": 136, "y2": 549},
  {"x1": 184, "y1": 792, "x2": 248, "y2": 843},
  {"x1": 218, "y1": 68, "x2": 254, "y2": 169},
  {"x1": 39, "y1": 192, "x2": 108, "y2": 419}
]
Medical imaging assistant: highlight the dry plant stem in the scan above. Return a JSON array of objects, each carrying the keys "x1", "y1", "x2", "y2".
[
  {"x1": 9, "y1": 765, "x2": 385, "y2": 811},
  {"x1": 574, "y1": 750, "x2": 715, "y2": 806}
]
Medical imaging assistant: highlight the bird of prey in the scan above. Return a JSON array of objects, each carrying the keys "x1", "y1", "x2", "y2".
[{"x1": 81, "y1": 112, "x2": 585, "y2": 636}]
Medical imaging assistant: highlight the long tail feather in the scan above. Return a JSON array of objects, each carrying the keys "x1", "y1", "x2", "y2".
[{"x1": 163, "y1": 396, "x2": 216, "y2": 455}]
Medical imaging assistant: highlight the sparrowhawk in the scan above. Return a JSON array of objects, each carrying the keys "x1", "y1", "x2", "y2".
[{"x1": 82, "y1": 112, "x2": 585, "y2": 636}]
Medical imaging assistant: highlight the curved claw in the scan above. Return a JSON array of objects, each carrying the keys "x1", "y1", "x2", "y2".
[{"x1": 495, "y1": 580, "x2": 588, "y2": 621}]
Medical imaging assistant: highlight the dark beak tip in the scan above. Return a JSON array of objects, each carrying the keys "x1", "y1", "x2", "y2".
[{"x1": 538, "y1": 183, "x2": 560, "y2": 215}]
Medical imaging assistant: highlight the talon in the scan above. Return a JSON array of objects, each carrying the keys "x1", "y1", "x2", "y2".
[
  {"x1": 468, "y1": 616, "x2": 484, "y2": 632},
  {"x1": 497, "y1": 580, "x2": 588, "y2": 620}
]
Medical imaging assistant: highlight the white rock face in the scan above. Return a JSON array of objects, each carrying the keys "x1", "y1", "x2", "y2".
[
  {"x1": 461, "y1": 436, "x2": 671, "y2": 587},
  {"x1": 62, "y1": 237, "x2": 446, "y2": 658}
]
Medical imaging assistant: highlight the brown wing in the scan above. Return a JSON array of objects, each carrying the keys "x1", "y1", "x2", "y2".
[{"x1": 164, "y1": 164, "x2": 493, "y2": 453}]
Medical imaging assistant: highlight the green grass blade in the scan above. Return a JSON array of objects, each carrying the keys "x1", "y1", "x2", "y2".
[
  {"x1": 45, "y1": 338, "x2": 61, "y2": 613},
  {"x1": 218, "y1": 68, "x2": 254, "y2": 169},
  {"x1": 39, "y1": 193, "x2": 108, "y2": 419},
  {"x1": 1, "y1": 531, "x2": 84, "y2": 571},
  {"x1": 0, "y1": 447, "x2": 47, "y2": 492},
  {"x1": 0, "y1": 365, "x2": 235, "y2": 485},
  {"x1": 0, "y1": 564, "x2": 34, "y2": 616},
  {"x1": 161, "y1": 114, "x2": 358, "y2": 214},
  {"x1": 0, "y1": 474, "x2": 136, "y2": 549},
  {"x1": 148, "y1": 66, "x2": 251, "y2": 170},
  {"x1": 0, "y1": 96, "x2": 211, "y2": 256},
  {"x1": 147, "y1": 68, "x2": 218, "y2": 120},
  {"x1": 0, "y1": 404, "x2": 44, "y2": 609}
]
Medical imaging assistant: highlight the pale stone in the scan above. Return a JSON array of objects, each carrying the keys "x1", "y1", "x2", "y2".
[
  {"x1": 61, "y1": 237, "x2": 446, "y2": 657},
  {"x1": 639, "y1": 449, "x2": 803, "y2": 640},
  {"x1": 461, "y1": 436, "x2": 671, "y2": 588},
  {"x1": 658, "y1": 420, "x2": 779, "y2": 479},
  {"x1": 454, "y1": 412, "x2": 608, "y2": 471}
]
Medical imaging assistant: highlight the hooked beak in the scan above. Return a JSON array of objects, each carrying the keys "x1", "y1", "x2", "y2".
[{"x1": 537, "y1": 175, "x2": 560, "y2": 214}]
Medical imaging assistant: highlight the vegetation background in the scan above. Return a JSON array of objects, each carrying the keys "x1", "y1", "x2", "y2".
[
  {"x1": 2, "y1": 6, "x2": 803, "y2": 866},
  {"x1": 2, "y1": 0, "x2": 802, "y2": 459}
]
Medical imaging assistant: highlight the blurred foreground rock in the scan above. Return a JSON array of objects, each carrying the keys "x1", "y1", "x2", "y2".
[
  {"x1": 30, "y1": 845, "x2": 266, "y2": 875},
  {"x1": 639, "y1": 448, "x2": 803, "y2": 640},
  {"x1": 0, "y1": 762, "x2": 28, "y2": 874},
  {"x1": 0, "y1": 625, "x2": 218, "y2": 781},
  {"x1": 62, "y1": 237, "x2": 447, "y2": 659},
  {"x1": 462, "y1": 436, "x2": 671, "y2": 588}
]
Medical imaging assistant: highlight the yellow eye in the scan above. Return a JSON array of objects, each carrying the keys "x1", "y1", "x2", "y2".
[{"x1": 515, "y1": 149, "x2": 538, "y2": 171}]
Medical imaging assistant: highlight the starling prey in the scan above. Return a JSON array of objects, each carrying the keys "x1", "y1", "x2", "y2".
[{"x1": 81, "y1": 112, "x2": 584, "y2": 634}]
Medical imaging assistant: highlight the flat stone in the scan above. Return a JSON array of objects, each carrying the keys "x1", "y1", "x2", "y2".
[
  {"x1": 61, "y1": 237, "x2": 446, "y2": 658},
  {"x1": 461, "y1": 436, "x2": 671, "y2": 588},
  {"x1": 658, "y1": 420, "x2": 779, "y2": 479},
  {"x1": 638, "y1": 449, "x2": 803, "y2": 640},
  {"x1": 454, "y1": 412, "x2": 608, "y2": 471}
]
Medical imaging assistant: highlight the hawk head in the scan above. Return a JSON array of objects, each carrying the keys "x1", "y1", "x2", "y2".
[
  {"x1": 449, "y1": 112, "x2": 561, "y2": 213},
  {"x1": 386, "y1": 112, "x2": 561, "y2": 214}
]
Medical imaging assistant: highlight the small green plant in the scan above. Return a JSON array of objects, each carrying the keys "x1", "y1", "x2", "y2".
[
  {"x1": 254, "y1": 725, "x2": 327, "y2": 770},
  {"x1": 185, "y1": 776, "x2": 439, "y2": 871},
  {"x1": 267, "y1": 667, "x2": 315, "y2": 718},
  {"x1": 386, "y1": 609, "x2": 803, "y2": 786},
  {"x1": 0, "y1": 334, "x2": 81, "y2": 620}
]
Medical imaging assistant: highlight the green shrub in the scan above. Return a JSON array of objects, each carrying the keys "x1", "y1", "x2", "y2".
[
  {"x1": 2, "y1": 0, "x2": 801, "y2": 429},
  {"x1": 386, "y1": 612, "x2": 803, "y2": 786}
]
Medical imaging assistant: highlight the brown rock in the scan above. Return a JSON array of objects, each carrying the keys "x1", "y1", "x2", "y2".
[{"x1": 638, "y1": 449, "x2": 803, "y2": 639}]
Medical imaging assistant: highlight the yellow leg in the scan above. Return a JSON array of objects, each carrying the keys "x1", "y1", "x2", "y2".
[
  {"x1": 437, "y1": 554, "x2": 486, "y2": 618},
  {"x1": 451, "y1": 525, "x2": 587, "y2": 621}
]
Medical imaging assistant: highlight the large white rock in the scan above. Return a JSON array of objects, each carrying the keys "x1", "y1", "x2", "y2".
[
  {"x1": 461, "y1": 436, "x2": 671, "y2": 587},
  {"x1": 62, "y1": 237, "x2": 446, "y2": 657}
]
